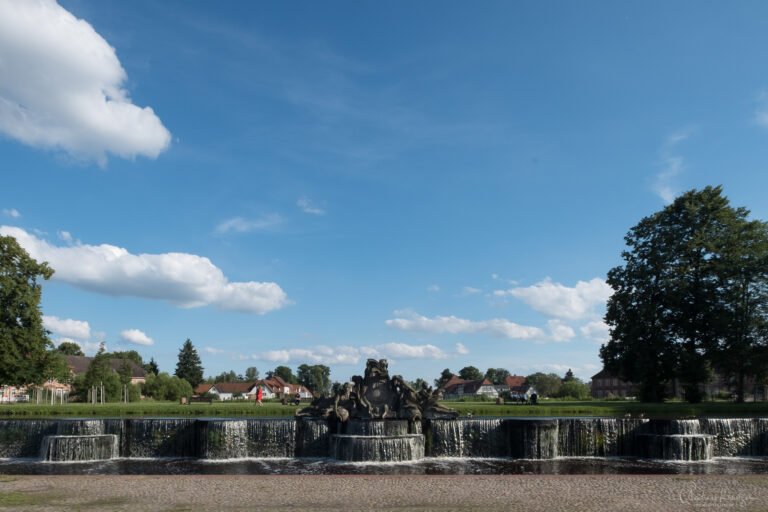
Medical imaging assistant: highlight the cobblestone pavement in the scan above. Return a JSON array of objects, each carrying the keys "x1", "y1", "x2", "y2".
[{"x1": 2, "y1": 475, "x2": 768, "y2": 511}]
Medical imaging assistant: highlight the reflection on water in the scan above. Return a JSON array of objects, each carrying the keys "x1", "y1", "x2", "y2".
[{"x1": 1, "y1": 456, "x2": 767, "y2": 475}]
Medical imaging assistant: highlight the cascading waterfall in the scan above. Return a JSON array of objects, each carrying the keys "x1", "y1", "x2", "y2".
[
  {"x1": 429, "y1": 418, "x2": 508, "y2": 458},
  {"x1": 699, "y1": 418, "x2": 768, "y2": 456},
  {"x1": 296, "y1": 417, "x2": 330, "y2": 457},
  {"x1": 331, "y1": 434, "x2": 424, "y2": 462},
  {"x1": 557, "y1": 418, "x2": 648, "y2": 457},
  {"x1": 1, "y1": 417, "x2": 767, "y2": 463},
  {"x1": 39, "y1": 434, "x2": 119, "y2": 462},
  {"x1": 198, "y1": 419, "x2": 296, "y2": 459},
  {"x1": 0, "y1": 420, "x2": 58, "y2": 458},
  {"x1": 125, "y1": 418, "x2": 197, "y2": 458}
]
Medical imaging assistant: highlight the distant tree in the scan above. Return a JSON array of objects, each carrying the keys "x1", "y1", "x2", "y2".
[
  {"x1": 175, "y1": 339, "x2": 204, "y2": 388},
  {"x1": 458, "y1": 366, "x2": 483, "y2": 381},
  {"x1": 555, "y1": 378, "x2": 591, "y2": 400},
  {"x1": 118, "y1": 358, "x2": 133, "y2": 386},
  {"x1": 144, "y1": 357, "x2": 159, "y2": 376},
  {"x1": 563, "y1": 369, "x2": 575, "y2": 382},
  {"x1": 0, "y1": 235, "x2": 56, "y2": 386},
  {"x1": 245, "y1": 367, "x2": 259, "y2": 381},
  {"x1": 484, "y1": 368, "x2": 511, "y2": 385},
  {"x1": 297, "y1": 364, "x2": 332, "y2": 397},
  {"x1": 109, "y1": 350, "x2": 144, "y2": 367},
  {"x1": 526, "y1": 372, "x2": 562, "y2": 397},
  {"x1": 211, "y1": 370, "x2": 239, "y2": 383},
  {"x1": 410, "y1": 378, "x2": 428, "y2": 390},
  {"x1": 79, "y1": 343, "x2": 121, "y2": 401},
  {"x1": 269, "y1": 365, "x2": 297, "y2": 384},
  {"x1": 142, "y1": 372, "x2": 193, "y2": 401},
  {"x1": 56, "y1": 341, "x2": 84, "y2": 356},
  {"x1": 434, "y1": 368, "x2": 454, "y2": 388}
]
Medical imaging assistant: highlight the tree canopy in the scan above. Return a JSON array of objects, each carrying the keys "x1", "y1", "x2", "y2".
[
  {"x1": 601, "y1": 186, "x2": 768, "y2": 402},
  {"x1": 458, "y1": 366, "x2": 483, "y2": 381},
  {"x1": 297, "y1": 364, "x2": 331, "y2": 397},
  {"x1": 56, "y1": 341, "x2": 84, "y2": 356},
  {"x1": 174, "y1": 339, "x2": 204, "y2": 388},
  {"x1": 0, "y1": 235, "x2": 56, "y2": 386},
  {"x1": 484, "y1": 368, "x2": 511, "y2": 385},
  {"x1": 268, "y1": 365, "x2": 297, "y2": 384}
]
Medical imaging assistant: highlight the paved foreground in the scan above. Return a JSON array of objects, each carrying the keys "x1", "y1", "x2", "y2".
[{"x1": 1, "y1": 475, "x2": 767, "y2": 511}]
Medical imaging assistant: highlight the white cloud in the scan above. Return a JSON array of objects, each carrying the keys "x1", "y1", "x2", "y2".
[
  {"x1": 547, "y1": 319, "x2": 576, "y2": 342},
  {"x1": 385, "y1": 310, "x2": 546, "y2": 340},
  {"x1": 1, "y1": 226, "x2": 290, "y2": 314},
  {"x1": 246, "y1": 341, "x2": 451, "y2": 365},
  {"x1": 427, "y1": 284, "x2": 441, "y2": 293},
  {"x1": 2, "y1": 208, "x2": 20, "y2": 218},
  {"x1": 653, "y1": 128, "x2": 694, "y2": 204},
  {"x1": 497, "y1": 278, "x2": 611, "y2": 321},
  {"x1": 215, "y1": 214, "x2": 283, "y2": 234},
  {"x1": 377, "y1": 342, "x2": 447, "y2": 359},
  {"x1": 204, "y1": 346, "x2": 226, "y2": 355},
  {"x1": 580, "y1": 320, "x2": 611, "y2": 344},
  {"x1": 461, "y1": 286, "x2": 481, "y2": 296},
  {"x1": 43, "y1": 315, "x2": 91, "y2": 340},
  {"x1": 0, "y1": 0, "x2": 170, "y2": 163},
  {"x1": 455, "y1": 342, "x2": 469, "y2": 355},
  {"x1": 120, "y1": 328, "x2": 154, "y2": 346},
  {"x1": 297, "y1": 197, "x2": 325, "y2": 216}
]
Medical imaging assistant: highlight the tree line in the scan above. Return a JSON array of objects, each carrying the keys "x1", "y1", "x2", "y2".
[{"x1": 433, "y1": 366, "x2": 591, "y2": 399}]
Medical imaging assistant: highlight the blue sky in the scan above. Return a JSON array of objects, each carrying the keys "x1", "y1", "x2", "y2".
[{"x1": 2, "y1": 0, "x2": 768, "y2": 384}]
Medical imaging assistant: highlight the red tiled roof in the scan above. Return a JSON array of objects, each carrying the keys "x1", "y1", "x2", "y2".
[
  {"x1": 212, "y1": 382, "x2": 257, "y2": 394},
  {"x1": 195, "y1": 383, "x2": 213, "y2": 395},
  {"x1": 504, "y1": 375, "x2": 526, "y2": 387}
]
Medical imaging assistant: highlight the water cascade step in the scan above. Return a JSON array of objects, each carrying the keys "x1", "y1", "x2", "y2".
[
  {"x1": 331, "y1": 434, "x2": 425, "y2": 462},
  {"x1": 40, "y1": 434, "x2": 119, "y2": 462}
]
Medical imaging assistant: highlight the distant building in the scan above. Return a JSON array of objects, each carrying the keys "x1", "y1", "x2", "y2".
[
  {"x1": 442, "y1": 376, "x2": 499, "y2": 399},
  {"x1": 590, "y1": 369, "x2": 637, "y2": 399},
  {"x1": 63, "y1": 355, "x2": 146, "y2": 386}
]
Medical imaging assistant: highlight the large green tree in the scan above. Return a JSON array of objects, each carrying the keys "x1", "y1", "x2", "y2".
[
  {"x1": 458, "y1": 366, "x2": 483, "y2": 381},
  {"x1": 0, "y1": 236, "x2": 55, "y2": 386},
  {"x1": 297, "y1": 364, "x2": 331, "y2": 397},
  {"x1": 525, "y1": 372, "x2": 562, "y2": 397},
  {"x1": 484, "y1": 368, "x2": 511, "y2": 385},
  {"x1": 434, "y1": 368, "x2": 453, "y2": 388},
  {"x1": 601, "y1": 186, "x2": 768, "y2": 402},
  {"x1": 56, "y1": 341, "x2": 84, "y2": 356},
  {"x1": 174, "y1": 339, "x2": 204, "y2": 388},
  {"x1": 268, "y1": 365, "x2": 297, "y2": 384}
]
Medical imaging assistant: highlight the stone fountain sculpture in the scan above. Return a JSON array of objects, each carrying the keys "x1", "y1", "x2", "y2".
[
  {"x1": 297, "y1": 359, "x2": 457, "y2": 461},
  {"x1": 297, "y1": 358, "x2": 458, "y2": 423}
]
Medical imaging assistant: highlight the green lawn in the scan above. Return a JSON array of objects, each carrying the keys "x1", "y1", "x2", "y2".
[{"x1": 1, "y1": 399, "x2": 768, "y2": 418}]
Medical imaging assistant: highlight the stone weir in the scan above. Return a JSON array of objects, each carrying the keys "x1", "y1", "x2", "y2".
[{"x1": 0, "y1": 417, "x2": 768, "y2": 463}]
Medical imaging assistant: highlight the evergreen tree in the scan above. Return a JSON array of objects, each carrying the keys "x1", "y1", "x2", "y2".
[
  {"x1": 144, "y1": 357, "x2": 159, "y2": 375},
  {"x1": 0, "y1": 235, "x2": 55, "y2": 386},
  {"x1": 174, "y1": 339, "x2": 204, "y2": 388}
]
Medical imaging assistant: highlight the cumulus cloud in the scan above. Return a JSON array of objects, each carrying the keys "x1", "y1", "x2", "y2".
[
  {"x1": 455, "y1": 342, "x2": 469, "y2": 355},
  {"x1": 0, "y1": 0, "x2": 170, "y2": 163},
  {"x1": 229, "y1": 342, "x2": 451, "y2": 365},
  {"x1": 120, "y1": 328, "x2": 154, "y2": 346},
  {"x1": 297, "y1": 197, "x2": 325, "y2": 216},
  {"x1": 385, "y1": 310, "x2": 546, "y2": 340},
  {"x1": 2, "y1": 208, "x2": 20, "y2": 218},
  {"x1": 43, "y1": 315, "x2": 90, "y2": 340},
  {"x1": 580, "y1": 320, "x2": 611, "y2": 344},
  {"x1": 547, "y1": 319, "x2": 576, "y2": 342},
  {"x1": 1, "y1": 226, "x2": 289, "y2": 314},
  {"x1": 496, "y1": 278, "x2": 611, "y2": 321},
  {"x1": 215, "y1": 214, "x2": 283, "y2": 234}
]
